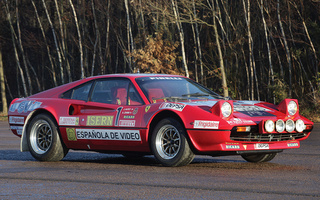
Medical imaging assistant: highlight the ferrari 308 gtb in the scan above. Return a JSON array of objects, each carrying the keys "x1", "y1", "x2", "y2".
[{"x1": 8, "y1": 74, "x2": 313, "y2": 166}]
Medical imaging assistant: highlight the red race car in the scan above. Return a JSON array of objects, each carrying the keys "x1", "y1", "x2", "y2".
[{"x1": 8, "y1": 74, "x2": 313, "y2": 166}]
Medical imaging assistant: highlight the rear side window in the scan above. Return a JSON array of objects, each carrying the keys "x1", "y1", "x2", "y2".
[
  {"x1": 61, "y1": 81, "x2": 93, "y2": 101},
  {"x1": 90, "y1": 79, "x2": 129, "y2": 104}
]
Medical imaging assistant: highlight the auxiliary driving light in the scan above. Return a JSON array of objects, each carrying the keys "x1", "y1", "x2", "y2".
[
  {"x1": 275, "y1": 119, "x2": 285, "y2": 133},
  {"x1": 295, "y1": 119, "x2": 305, "y2": 133},
  {"x1": 265, "y1": 120, "x2": 275, "y2": 133},
  {"x1": 286, "y1": 119, "x2": 295, "y2": 132}
]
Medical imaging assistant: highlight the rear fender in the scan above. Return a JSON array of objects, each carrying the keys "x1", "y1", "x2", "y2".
[
  {"x1": 20, "y1": 110, "x2": 37, "y2": 152},
  {"x1": 20, "y1": 107, "x2": 59, "y2": 152}
]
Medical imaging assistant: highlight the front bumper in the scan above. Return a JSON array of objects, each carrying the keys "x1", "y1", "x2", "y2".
[{"x1": 187, "y1": 129, "x2": 308, "y2": 152}]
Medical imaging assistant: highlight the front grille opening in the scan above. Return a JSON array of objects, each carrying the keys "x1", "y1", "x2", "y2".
[{"x1": 230, "y1": 126, "x2": 308, "y2": 142}]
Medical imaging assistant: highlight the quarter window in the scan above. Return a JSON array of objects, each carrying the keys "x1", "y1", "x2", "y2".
[{"x1": 61, "y1": 81, "x2": 93, "y2": 101}]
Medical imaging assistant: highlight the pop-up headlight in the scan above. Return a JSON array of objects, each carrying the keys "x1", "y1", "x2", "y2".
[
  {"x1": 278, "y1": 99, "x2": 299, "y2": 117},
  {"x1": 210, "y1": 100, "x2": 233, "y2": 119}
]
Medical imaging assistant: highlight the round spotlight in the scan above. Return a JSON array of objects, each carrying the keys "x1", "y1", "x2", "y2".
[
  {"x1": 221, "y1": 102, "x2": 232, "y2": 118},
  {"x1": 276, "y1": 119, "x2": 285, "y2": 132},
  {"x1": 286, "y1": 119, "x2": 295, "y2": 132},
  {"x1": 264, "y1": 120, "x2": 275, "y2": 133},
  {"x1": 288, "y1": 101, "x2": 297, "y2": 116},
  {"x1": 295, "y1": 119, "x2": 305, "y2": 133}
]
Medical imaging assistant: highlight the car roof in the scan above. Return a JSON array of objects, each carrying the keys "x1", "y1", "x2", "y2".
[
  {"x1": 89, "y1": 73, "x2": 184, "y2": 79},
  {"x1": 28, "y1": 73, "x2": 186, "y2": 99}
]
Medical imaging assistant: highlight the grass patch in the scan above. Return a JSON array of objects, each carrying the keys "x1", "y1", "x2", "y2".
[{"x1": 0, "y1": 113, "x2": 7, "y2": 121}]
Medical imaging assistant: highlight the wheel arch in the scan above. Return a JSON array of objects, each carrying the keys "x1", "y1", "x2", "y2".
[
  {"x1": 147, "y1": 110, "x2": 194, "y2": 150},
  {"x1": 20, "y1": 109, "x2": 60, "y2": 152}
]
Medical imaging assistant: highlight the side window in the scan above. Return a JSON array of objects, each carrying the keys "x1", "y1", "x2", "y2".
[
  {"x1": 128, "y1": 84, "x2": 143, "y2": 105},
  {"x1": 90, "y1": 79, "x2": 130, "y2": 105},
  {"x1": 61, "y1": 81, "x2": 93, "y2": 101},
  {"x1": 72, "y1": 82, "x2": 93, "y2": 101}
]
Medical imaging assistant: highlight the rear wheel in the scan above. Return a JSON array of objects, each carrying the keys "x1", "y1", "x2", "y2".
[
  {"x1": 151, "y1": 118, "x2": 194, "y2": 167},
  {"x1": 27, "y1": 113, "x2": 68, "y2": 161},
  {"x1": 241, "y1": 153, "x2": 277, "y2": 163}
]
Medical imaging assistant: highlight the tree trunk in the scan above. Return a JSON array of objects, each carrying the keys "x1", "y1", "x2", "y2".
[
  {"x1": 124, "y1": 0, "x2": 134, "y2": 72},
  {"x1": 54, "y1": 0, "x2": 70, "y2": 83},
  {"x1": 259, "y1": 0, "x2": 274, "y2": 103},
  {"x1": 192, "y1": 0, "x2": 204, "y2": 84},
  {"x1": 212, "y1": 0, "x2": 228, "y2": 97},
  {"x1": 277, "y1": 0, "x2": 292, "y2": 97},
  {"x1": 292, "y1": 2, "x2": 318, "y2": 79},
  {"x1": 16, "y1": 0, "x2": 32, "y2": 95},
  {"x1": 171, "y1": 0, "x2": 189, "y2": 77},
  {"x1": 4, "y1": 0, "x2": 28, "y2": 97},
  {"x1": 0, "y1": 48, "x2": 7, "y2": 114},
  {"x1": 31, "y1": 0, "x2": 57, "y2": 87},
  {"x1": 69, "y1": 0, "x2": 84, "y2": 79},
  {"x1": 42, "y1": 0, "x2": 64, "y2": 84}
]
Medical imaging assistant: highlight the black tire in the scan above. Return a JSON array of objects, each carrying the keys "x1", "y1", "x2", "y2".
[
  {"x1": 151, "y1": 118, "x2": 195, "y2": 167},
  {"x1": 241, "y1": 153, "x2": 277, "y2": 163},
  {"x1": 27, "y1": 113, "x2": 69, "y2": 161}
]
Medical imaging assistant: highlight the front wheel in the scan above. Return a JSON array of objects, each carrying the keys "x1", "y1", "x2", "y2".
[
  {"x1": 27, "y1": 113, "x2": 68, "y2": 161},
  {"x1": 151, "y1": 118, "x2": 194, "y2": 167},
  {"x1": 241, "y1": 153, "x2": 277, "y2": 163}
]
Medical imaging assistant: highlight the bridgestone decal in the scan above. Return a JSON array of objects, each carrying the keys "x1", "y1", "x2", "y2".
[{"x1": 76, "y1": 129, "x2": 141, "y2": 141}]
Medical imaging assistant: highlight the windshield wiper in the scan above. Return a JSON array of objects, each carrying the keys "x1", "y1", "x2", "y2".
[
  {"x1": 182, "y1": 92, "x2": 209, "y2": 97},
  {"x1": 153, "y1": 96, "x2": 188, "y2": 102}
]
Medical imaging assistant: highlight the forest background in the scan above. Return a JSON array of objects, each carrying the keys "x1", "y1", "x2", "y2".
[{"x1": 0, "y1": 0, "x2": 319, "y2": 121}]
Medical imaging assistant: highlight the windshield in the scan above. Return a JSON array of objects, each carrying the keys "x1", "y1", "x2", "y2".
[{"x1": 136, "y1": 76, "x2": 223, "y2": 103}]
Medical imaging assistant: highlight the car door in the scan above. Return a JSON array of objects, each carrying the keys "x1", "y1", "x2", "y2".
[{"x1": 79, "y1": 78, "x2": 146, "y2": 151}]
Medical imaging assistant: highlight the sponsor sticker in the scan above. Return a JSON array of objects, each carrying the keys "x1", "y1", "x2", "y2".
[
  {"x1": 86, "y1": 116, "x2": 113, "y2": 126},
  {"x1": 9, "y1": 100, "x2": 42, "y2": 113},
  {"x1": 59, "y1": 117, "x2": 79, "y2": 126},
  {"x1": 119, "y1": 120, "x2": 135, "y2": 127},
  {"x1": 234, "y1": 105, "x2": 274, "y2": 117},
  {"x1": 234, "y1": 105, "x2": 270, "y2": 112},
  {"x1": 194, "y1": 120, "x2": 219, "y2": 129},
  {"x1": 9, "y1": 116, "x2": 24, "y2": 124},
  {"x1": 226, "y1": 145, "x2": 240, "y2": 149},
  {"x1": 133, "y1": 108, "x2": 138, "y2": 115},
  {"x1": 149, "y1": 77, "x2": 183, "y2": 80},
  {"x1": 76, "y1": 129, "x2": 141, "y2": 141},
  {"x1": 227, "y1": 118, "x2": 254, "y2": 125},
  {"x1": 159, "y1": 102, "x2": 185, "y2": 111},
  {"x1": 287, "y1": 142, "x2": 299, "y2": 147},
  {"x1": 145, "y1": 106, "x2": 150, "y2": 112},
  {"x1": 10, "y1": 126, "x2": 23, "y2": 135},
  {"x1": 240, "y1": 111, "x2": 275, "y2": 117},
  {"x1": 254, "y1": 143, "x2": 269, "y2": 150},
  {"x1": 66, "y1": 128, "x2": 77, "y2": 141},
  {"x1": 123, "y1": 115, "x2": 135, "y2": 119}
]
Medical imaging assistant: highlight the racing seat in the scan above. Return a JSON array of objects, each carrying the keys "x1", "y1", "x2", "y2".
[
  {"x1": 111, "y1": 87, "x2": 127, "y2": 105},
  {"x1": 148, "y1": 88, "x2": 165, "y2": 103}
]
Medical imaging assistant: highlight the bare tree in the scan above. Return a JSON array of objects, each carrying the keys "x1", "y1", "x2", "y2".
[
  {"x1": 69, "y1": 0, "x2": 84, "y2": 79},
  {"x1": 277, "y1": 0, "x2": 292, "y2": 97},
  {"x1": 31, "y1": 0, "x2": 57, "y2": 87},
  {"x1": 41, "y1": 0, "x2": 64, "y2": 84},
  {"x1": 172, "y1": 0, "x2": 189, "y2": 77}
]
